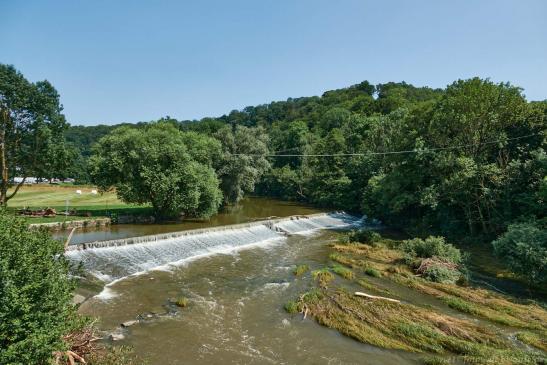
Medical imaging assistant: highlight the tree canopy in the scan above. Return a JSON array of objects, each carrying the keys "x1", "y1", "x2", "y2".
[
  {"x1": 213, "y1": 125, "x2": 270, "y2": 204},
  {"x1": 0, "y1": 64, "x2": 71, "y2": 204},
  {"x1": 63, "y1": 77, "x2": 545, "y2": 282},
  {"x1": 90, "y1": 122, "x2": 223, "y2": 219}
]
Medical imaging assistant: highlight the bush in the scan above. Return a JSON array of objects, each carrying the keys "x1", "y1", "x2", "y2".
[
  {"x1": 348, "y1": 229, "x2": 382, "y2": 244},
  {"x1": 400, "y1": 236, "x2": 462, "y2": 265},
  {"x1": 492, "y1": 221, "x2": 547, "y2": 286},
  {"x1": 0, "y1": 210, "x2": 78, "y2": 364},
  {"x1": 422, "y1": 265, "x2": 461, "y2": 284}
]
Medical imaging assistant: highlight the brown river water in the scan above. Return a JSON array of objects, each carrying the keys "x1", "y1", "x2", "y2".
[{"x1": 61, "y1": 198, "x2": 518, "y2": 365}]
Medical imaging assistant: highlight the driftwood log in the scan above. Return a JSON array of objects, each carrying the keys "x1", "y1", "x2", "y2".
[{"x1": 354, "y1": 291, "x2": 400, "y2": 303}]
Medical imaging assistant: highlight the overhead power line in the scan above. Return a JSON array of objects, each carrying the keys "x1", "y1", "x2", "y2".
[{"x1": 233, "y1": 133, "x2": 542, "y2": 157}]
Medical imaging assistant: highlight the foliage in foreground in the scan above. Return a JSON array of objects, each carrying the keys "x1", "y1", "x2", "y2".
[{"x1": 0, "y1": 210, "x2": 78, "y2": 364}]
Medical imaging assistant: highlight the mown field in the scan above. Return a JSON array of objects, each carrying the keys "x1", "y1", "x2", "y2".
[{"x1": 7, "y1": 185, "x2": 150, "y2": 223}]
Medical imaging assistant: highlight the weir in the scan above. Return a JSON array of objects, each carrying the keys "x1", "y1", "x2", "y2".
[{"x1": 65, "y1": 212, "x2": 361, "y2": 282}]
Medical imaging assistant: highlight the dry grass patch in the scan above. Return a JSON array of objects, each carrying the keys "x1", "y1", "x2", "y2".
[{"x1": 516, "y1": 331, "x2": 547, "y2": 352}]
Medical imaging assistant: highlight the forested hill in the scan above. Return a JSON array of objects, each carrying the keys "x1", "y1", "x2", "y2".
[
  {"x1": 66, "y1": 79, "x2": 546, "y2": 246},
  {"x1": 66, "y1": 81, "x2": 442, "y2": 151}
]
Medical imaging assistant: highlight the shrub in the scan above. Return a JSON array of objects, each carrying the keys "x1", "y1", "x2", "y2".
[
  {"x1": 492, "y1": 221, "x2": 547, "y2": 286},
  {"x1": 400, "y1": 236, "x2": 461, "y2": 265},
  {"x1": 348, "y1": 229, "x2": 382, "y2": 244},
  {"x1": 422, "y1": 265, "x2": 461, "y2": 284},
  {"x1": 0, "y1": 210, "x2": 79, "y2": 364}
]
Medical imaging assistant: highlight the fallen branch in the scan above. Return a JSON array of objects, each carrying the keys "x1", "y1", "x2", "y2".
[
  {"x1": 354, "y1": 291, "x2": 400, "y2": 303},
  {"x1": 64, "y1": 227, "x2": 77, "y2": 250}
]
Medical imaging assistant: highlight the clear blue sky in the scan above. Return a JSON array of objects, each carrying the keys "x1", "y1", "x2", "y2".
[{"x1": 1, "y1": 0, "x2": 546, "y2": 126}]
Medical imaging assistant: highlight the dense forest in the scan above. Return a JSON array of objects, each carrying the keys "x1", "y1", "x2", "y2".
[{"x1": 68, "y1": 80, "x2": 545, "y2": 232}]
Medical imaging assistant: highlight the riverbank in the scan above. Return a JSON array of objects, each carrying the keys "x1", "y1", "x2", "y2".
[
  {"x1": 29, "y1": 217, "x2": 111, "y2": 231},
  {"x1": 7, "y1": 184, "x2": 151, "y2": 224},
  {"x1": 286, "y1": 231, "x2": 547, "y2": 364}
]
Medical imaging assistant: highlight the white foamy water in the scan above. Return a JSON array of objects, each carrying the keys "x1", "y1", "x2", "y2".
[
  {"x1": 274, "y1": 212, "x2": 361, "y2": 234},
  {"x1": 66, "y1": 213, "x2": 361, "y2": 284}
]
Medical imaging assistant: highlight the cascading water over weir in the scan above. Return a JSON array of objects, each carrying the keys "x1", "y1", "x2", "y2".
[{"x1": 65, "y1": 212, "x2": 362, "y2": 283}]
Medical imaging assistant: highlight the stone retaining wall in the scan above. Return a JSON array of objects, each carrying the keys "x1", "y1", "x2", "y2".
[{"x1": 29, "y1": 218, "x2": 111, "y2": 231}]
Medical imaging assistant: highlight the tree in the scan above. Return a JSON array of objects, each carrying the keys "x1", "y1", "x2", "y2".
[
  {"x1": 0, "y1": 210, "x2": 78, "y2": 364},
  {"x1": 492, "y1": 220, "x2": 547, "y2": 286},
  {"x1": 0, "y1": 64, "x2": 70, "y2": 204},
  {"x1": 89, "y1": 122, "x2": 223, "y2": 220},
  {"x1": 213, "y1": 125, "x2": 270, "y2": 204}
]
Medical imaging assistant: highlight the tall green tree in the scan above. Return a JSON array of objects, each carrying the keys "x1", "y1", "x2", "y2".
[
  {"x1": 0, "y1": 64, "x2": 70, "y2": 204},
  {"x1": 213, "y1": 125, "x2": 270, "y2": 204},
  {"x1": 90, "y1": 122, "x2": 223, "y2": 220}
]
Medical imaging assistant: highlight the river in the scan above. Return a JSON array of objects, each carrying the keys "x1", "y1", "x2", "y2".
[{"x1": 67, "y1": 198, "x2": 421, "y2": 364}]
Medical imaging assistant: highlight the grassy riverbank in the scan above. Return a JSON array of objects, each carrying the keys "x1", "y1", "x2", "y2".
[
  {"x1": 7, "y1": 185, "x2": 151, "y2": 223},
  {"x1": 287, "y1": 232, "x2": 547, "y2": 365}
]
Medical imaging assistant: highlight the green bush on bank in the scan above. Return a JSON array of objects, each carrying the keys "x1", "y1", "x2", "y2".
[
  {"x1": 339, "y1": 229, "x2": 382, "y2": 245},
  {"x1": 0, "y1": 210, "x2": 79, "y2": 364},
  {"x1": 422, "y1": 265, "x2": 462, "y2": 284},
  {"x1": 400, "y1": 236, "x2": 462, "y2": 265},
  {"x1": 399, "y1": 236, "x2": 463, "y2": 284},
  {"x1": 492, "y1": 220, "x2": 547, "y2": 286}
]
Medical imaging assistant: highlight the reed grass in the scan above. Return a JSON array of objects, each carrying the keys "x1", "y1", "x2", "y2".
[
  {"x1": 293, "y1": 264, "x2": 309, "y2": 276},
  {"x1": 331, "y1": 265, "x2": 354, "y2": 280}
]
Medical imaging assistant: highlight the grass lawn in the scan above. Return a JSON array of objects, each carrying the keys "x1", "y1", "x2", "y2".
[{"x1": 7, "y1": 185, "x2": 151, "y2": 222}]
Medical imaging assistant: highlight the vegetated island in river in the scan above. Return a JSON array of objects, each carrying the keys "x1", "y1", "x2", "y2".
[{"x1": 286, "y1": 229, "x2": 547, "y2": 365}]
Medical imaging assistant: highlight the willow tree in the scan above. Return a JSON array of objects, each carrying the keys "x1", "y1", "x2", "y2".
[
  {"x1": 0, "y1": 64, "x2": 69, "y2": 205},
  {"x1": 90, "y1": 122, "x2": 223, "y2": 220}
]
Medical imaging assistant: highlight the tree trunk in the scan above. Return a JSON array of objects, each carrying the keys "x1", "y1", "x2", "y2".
[{"x1": 0, "y1": 110, "x2": 8, "y2": 206}]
